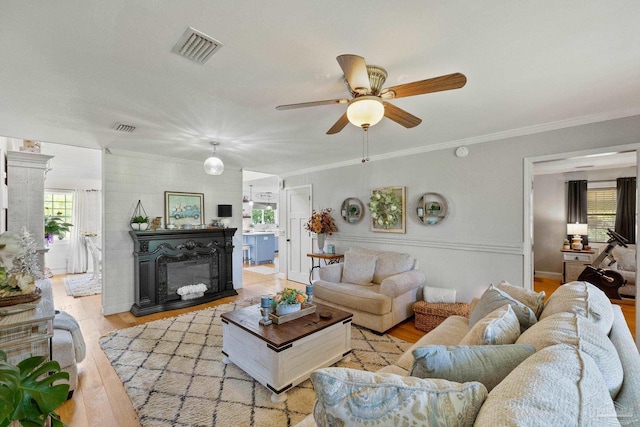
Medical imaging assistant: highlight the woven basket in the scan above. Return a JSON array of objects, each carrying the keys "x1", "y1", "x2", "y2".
[{"x1": 414, "y1": 301, "x2": 470, "y2": 333}]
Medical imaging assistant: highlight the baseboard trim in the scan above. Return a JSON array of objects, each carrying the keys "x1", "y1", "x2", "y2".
[{"x1": 535, "y1": 271, "x2": 562, "y2": 280}]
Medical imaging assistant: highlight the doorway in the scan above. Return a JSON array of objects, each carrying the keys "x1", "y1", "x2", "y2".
[
  {"x1": 524, "y1": 145, "x2": 640, "y2": 346},
  {"x1": 285, "y1": 185, "x2": 311, "y2": 284},
  {"x1": 242, "y1": 171, "x2": 281, "y2": 274}
]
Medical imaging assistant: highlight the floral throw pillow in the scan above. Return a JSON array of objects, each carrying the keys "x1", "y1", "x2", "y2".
[{"x1": 311, "y1": 368, "x2": 487, "y2": 427}]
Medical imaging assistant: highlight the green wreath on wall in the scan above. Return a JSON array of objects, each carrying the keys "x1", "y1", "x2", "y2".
[{"x1": 369, "y1": 188, "x2": 403, "y2": 229}]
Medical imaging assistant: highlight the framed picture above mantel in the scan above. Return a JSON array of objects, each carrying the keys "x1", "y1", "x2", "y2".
[
  {"x1": 164, "y1": 191, "x2": 204, "y2": 229},
  {"x1": 369, "y1": 186, "x2": 406, "y2": 233}
]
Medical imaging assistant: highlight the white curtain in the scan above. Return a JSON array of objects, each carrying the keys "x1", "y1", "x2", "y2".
[{"x1": 67, "y1": 190, "x2": 102, "y2": 273}]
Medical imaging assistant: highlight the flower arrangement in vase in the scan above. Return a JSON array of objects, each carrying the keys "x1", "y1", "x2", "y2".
[
  {"x1": 304, "y1": 208, "x2": 338, "y2": 234},
  {"x1": 304, "y1": 208, "x2": 338, "y2": 253},
  {"x1": 271, "y1": 287, "x2": 308, "y2": 316}
]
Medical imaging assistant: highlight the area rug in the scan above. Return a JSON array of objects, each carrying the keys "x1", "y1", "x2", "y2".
[
  {"x1": 63, "y1": 273, "x2": 101, "y2": 297},
  {"x1": 244, "y1": 266, "x2": 278, "y2": 275},
  {"x1": 99, "y1": 300, "x2": 410, "y2": 427}
]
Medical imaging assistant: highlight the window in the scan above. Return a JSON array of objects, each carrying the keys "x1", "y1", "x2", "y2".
[
  {"x1": 44, "y1": 191, "x2": 73, "y2": 240},
  {"x1": 587, "y1": 187, "x2": 617, "y2": 242},
  {"x1": 252, "y1": 208, "x2": 276, "y2": 224}
]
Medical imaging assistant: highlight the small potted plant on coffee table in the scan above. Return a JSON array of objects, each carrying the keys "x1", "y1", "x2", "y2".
[{"x1": 271, "y1": 287, "x2": 307, "y2": 316}]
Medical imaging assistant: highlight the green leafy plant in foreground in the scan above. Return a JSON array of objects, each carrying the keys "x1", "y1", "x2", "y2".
[{"x1": 0, "y1": 350, "x2": 69, "y2": 427}]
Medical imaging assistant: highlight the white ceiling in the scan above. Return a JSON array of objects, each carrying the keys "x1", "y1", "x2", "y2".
[{"x1": 1, "y1": 1, "x2": 639, "y2": 176}]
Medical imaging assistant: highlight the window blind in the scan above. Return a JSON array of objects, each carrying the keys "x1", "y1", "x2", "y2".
[{"x1": 587, "y1": 187, "x2": 617, "y2": 242}]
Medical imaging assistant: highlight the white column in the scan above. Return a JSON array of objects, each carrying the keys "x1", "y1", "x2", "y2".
[{"x1": 7, "y1": 151, "x2": 54, "y2": 271}]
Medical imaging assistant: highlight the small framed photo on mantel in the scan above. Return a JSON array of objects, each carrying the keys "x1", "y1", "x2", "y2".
[
  {"x1": 369, "y1": 186, "x2": 406, "y2": 234},
  {"x1": 164, "y1": 191, "x2": 204, "y2": 229}
]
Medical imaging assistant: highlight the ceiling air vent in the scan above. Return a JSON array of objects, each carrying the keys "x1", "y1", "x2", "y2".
[
  {"x1": 113, "y1": 123, "x2": 136, "y2": 133},
  {"x1": 172, "y1": 27, "x2": 223, "y2": 64}
]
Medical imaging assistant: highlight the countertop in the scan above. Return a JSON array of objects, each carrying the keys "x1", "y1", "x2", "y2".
[{"x1": 244, "y1": 231, "x2": 278, "y2": 235}]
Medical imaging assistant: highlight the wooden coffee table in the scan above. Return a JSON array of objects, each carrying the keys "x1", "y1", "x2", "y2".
[{"x1": 221, "y1": 303, "x2": 353, "y2": 402}]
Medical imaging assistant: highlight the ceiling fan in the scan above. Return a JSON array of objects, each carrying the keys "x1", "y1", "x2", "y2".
[{"x1": 276, "y1": 54, "x2": 467, "y2": 135}]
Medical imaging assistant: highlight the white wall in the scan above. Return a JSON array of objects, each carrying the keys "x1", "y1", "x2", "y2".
[
  {"x1": 283, "y1": 115, "x2": 640, "y2": 302},
  {"x1": 102, "y1": 150, "x2": 243, "y2": 315},
  {"x1": 533, "y1": 166, "x2": 637, "y2": 278}
]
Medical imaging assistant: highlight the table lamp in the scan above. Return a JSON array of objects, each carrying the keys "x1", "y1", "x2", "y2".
[{"x1": 567, "y1": 223, "x2": 588, "y2": 250}]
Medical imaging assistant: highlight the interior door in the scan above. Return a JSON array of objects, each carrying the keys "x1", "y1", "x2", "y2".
[{"x1": 286, "y1": 185, "x2": 311, "y2": 283}]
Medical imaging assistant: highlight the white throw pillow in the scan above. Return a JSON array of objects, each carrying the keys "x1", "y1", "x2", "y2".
[
  {"x1": 475, "y1": 345, "x2": 618, "y2": 426},
  {"x1": 311, "y1": 367, "x2": 487, "y2": 427},
  {"x1": 341, "y1": 252, "x2": 377, "y2": 286},
  {"x1": 423, "y1": 286, "x2": 457, "y2": 303},
  {"x1": 495, "y1": 280, "x2": 546, "y2": 317},
  {"x1": 516, "y1": 312, "x2": 623, "y2": 398},
  {"x1": 540, "y1": 281, "x2": 614, "y2": 335},
  {"x1": 459, "y1": 304, "x2": 521, "y2": 345}
]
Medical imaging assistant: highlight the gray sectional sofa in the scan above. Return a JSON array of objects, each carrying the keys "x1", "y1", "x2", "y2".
[{"x1": 297, "y1": 281, "x2": 640, "y2": 426}]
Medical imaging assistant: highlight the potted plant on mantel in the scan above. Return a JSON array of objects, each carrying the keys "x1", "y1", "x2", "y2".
[
  {"x1": 130, "y1": 200, "x2": 150, "y2": 231},
  {"x1": 0, "y1": 350, "x2": 69, "y2": 427},
  {"x1": 130, "y1": 215, "x2": 150, "y2": 231}
]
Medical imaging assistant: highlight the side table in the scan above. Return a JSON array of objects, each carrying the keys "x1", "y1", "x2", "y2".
[
  {"x1": 0, "y1": 279, "x2": 55, "y2": 364},
  {"x1": 561, "y1": 249, "x2": 596, "y2": 283},
  {"x1": 307, "y1": 253, "x2": 344, "y2": 284}
]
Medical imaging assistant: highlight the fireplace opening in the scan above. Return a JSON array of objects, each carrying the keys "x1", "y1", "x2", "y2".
[
  {"x1": 167, "y1": 259, "x2": 211, "y2": 300},
  {"x1": 158, "y1": 252, "x2": 220, "y2": 303}
]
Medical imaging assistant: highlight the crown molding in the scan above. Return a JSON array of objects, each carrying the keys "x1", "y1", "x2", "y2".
[{"x1": 280, "y1": 107, "x2": 640, "y2": 178}]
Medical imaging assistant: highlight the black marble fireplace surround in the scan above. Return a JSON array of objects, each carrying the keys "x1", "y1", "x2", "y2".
[{"x1": 129, "y1": 228, "x2": 237, "y2": 316}]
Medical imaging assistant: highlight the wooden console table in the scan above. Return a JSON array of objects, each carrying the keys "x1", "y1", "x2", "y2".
[{"x1": 307, "y1": 253, "x2": 344, "y2": 284}]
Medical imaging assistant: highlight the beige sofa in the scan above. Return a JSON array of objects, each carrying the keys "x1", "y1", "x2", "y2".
[
  {"x1": 312, "y1": 247, "x2": 425, "y2": 334},
  {"x1": 297, "y1": 281, "x2": 640, "y2": 426}
]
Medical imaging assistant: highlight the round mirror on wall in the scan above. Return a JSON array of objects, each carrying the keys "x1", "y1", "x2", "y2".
[
  {"x1": 417, "y1": 192, "x2": 449, "y2": 225},
  {"x1": 340, "y1": 198, "x2": 364, "y2": 224}
]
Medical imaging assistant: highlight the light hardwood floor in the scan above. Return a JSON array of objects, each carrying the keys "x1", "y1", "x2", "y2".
[{"x1": 53, "y1": 271, "x2": 636, "y2": 426}]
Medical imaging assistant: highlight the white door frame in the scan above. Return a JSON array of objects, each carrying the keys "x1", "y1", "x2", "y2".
[
  {"x1": 524, "y1": 143, "x2": 640, "y2": 347},
  {"x1": 284, "y1": 184, "x2": 312, "y2": 284}
]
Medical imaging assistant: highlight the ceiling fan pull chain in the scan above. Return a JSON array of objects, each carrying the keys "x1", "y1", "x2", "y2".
[
  {"x1": 366, "y1": 128, "x2": 370, "y2": 162},
  {"x1": 361, "y1": 128, "x2": 370, "y2": 163}
]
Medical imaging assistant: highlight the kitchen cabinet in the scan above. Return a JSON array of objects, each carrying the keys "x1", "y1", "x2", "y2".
[{"x1": 243, "y1": 233, "x2": 275, "y2": 265}]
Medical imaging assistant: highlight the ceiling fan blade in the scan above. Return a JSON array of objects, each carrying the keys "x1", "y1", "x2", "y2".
[
  {"x1": 326, "y1": 113, "x2": 349, "y2": 134},
  {"x1": 383, "y1": 102, "x2": 422, "y2": 128},
  {"x1": 276, "y1": 98, "x2": 348, "y2": 110},
  {"x1": 336, "y1": 54, "x2": 371, "y2": 94},
  {"x1": 381, "y1": 73, "x2": 467, "y2": 99}
]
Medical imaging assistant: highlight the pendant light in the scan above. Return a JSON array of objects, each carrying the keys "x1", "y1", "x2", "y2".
[
  {"x1": 249, "y1": 185, "x2": 254, "y2": 207},
  {"x1": 204, "y1": 141, "x2": 224, "y2": 175}
]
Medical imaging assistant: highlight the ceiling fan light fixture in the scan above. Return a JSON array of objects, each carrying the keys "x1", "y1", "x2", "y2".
[
  {"x1": 346, "y1": 96, "x2": 384, "y2": 128},
  {"x1": 204, "y1": 142, "x2": 224, "y2": 175}
]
